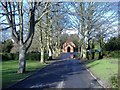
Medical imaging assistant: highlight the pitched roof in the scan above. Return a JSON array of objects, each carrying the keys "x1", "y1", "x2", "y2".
[{"x1": 63, "y1": 39, "x2": 76, "y2": 48}]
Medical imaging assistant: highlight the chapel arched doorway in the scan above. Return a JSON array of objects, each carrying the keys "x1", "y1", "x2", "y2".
[
  {"x1": 67, "y1": 47, "x2": 70, "y2": 52},
  {"x1": 62, "y1": 39, "x2": 76, "y2": 53}
]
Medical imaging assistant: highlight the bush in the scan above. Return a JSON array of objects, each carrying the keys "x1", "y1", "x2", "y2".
[
  {"x1": 111, "y1": 75, "x2": 119, "y2": 88},
  {"x1": 2, "y1": 40, "x2": 13, "y2": 53},
  {"x1": 2, "y1": 53, "x2": 18, "y2": 61},
  {"x1": 104, "y1": 35, "x2": 120, "y2": 51},
  {"x1": 104, "y1": 51, "x2": 120, "y2": 58},
  {"x1": 26, "y1": 52, "x2": 40, "y2": 61},
  {"x1": 26, "y1": 52, "x2": 49, "y2": 61}
]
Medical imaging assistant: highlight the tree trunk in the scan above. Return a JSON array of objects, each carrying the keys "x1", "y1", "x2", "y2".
[
  {"x1": 99, "y1": 39, "x2": 103, "y2": 59},
  {"x1": 80, "y1": 47, "x2": 86, "y2": 60},
  {"x1": 91, "y1": 51, "x2": 95, "y2": 60},
  {"x1": 52, "y1": 49, "x2": 55, "y2": 59},
  {"x1": 78, "y1": 45, "x2": 81, "y2": 53},
  {"x1": 48, "y1": 48, "x2": 52, "y2": 60},
  {"x1": 55, "y1": 48, "x2": 59, "y2": 57},
  {"x1": 91, "y1": 39, "x2": 95, "y2": 60},
  {"x1": 18, "y1": 44, "x2": 26, "y2": 74},
  {"x1": 86, "y1": 40, "x2": 90, "y2": 60},
  {"x1": 80, "y1": 47, "x2": 83, "y2": 59},
  {"x1": 58, "y1": 48, "x2": 61, "y2": 55},
  {"x1": 98, "y1": 51, "x2": 103, "y2": 59},
  {"x1": 86, "y1": 51, "x2": 89, "y2": 60},
  {"x1": 40, "y1": 48, "x2": 44, "y2": 63}
]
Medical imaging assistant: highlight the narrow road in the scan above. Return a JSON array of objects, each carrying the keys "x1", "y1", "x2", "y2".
[{"x1": 10, "y1": 53, "x2": 102, "y2": 88}]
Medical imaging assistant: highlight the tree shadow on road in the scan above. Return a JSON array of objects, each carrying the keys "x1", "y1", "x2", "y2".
[{"x1": 9, "y1": 60, "x2": 87, "y2": 88}]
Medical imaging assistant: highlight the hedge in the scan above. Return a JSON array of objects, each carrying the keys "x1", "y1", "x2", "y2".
[
  {"x1": 2, "y1": 53, "x2": 18, "y2": 61},
  {"x1": 2, "y1": 52, "x2": 49, "y2": 61},
  {"x1": 103, "y1": 51, "x2": 120, "y2": 58}
]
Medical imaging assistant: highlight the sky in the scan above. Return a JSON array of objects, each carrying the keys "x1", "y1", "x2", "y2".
[
  {"x1": 62, "y1": 2, "x2": 118, "y2": 37},
  {"x1": 0, "y1": 1, "x2": 119, "y2": 42},
  {"x1": 62, "y1": 28, "x2": 78, "y2": 34}
]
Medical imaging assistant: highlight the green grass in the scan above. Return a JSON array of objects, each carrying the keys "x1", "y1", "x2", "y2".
[
  {"x1": 85, "y1": 57, "x2": 118, "y2": 88},
  {"x1": 2, "y1": 60, "x2": 47, "y2": 88}
]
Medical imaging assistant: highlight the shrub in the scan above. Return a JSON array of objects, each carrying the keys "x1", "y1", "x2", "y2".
[
  {"x1": 103, "y1": 51, "x2": 120, "y2": 58},
  {"x1": 111, "y1": 75, "x2": 119, "y2": 88},
  {"x1": 26, "y1": 52, "x2": 48, "y2": 61},
  {"x1": 2, "y1": 53, "x2": 18, "y2": 61},
  {"x1": 26, "y1": 52, "x2": 40, "y2": 61},
  {"x1": 104, "y1": 35, "x2": 120, "y2": 51}
]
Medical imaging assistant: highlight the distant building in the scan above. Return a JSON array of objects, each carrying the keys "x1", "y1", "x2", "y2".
[{"x1": 62, "y1": 39, "x2": 76, "y2": 53}]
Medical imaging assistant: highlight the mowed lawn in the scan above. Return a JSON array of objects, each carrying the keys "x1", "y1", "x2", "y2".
[
  {"x1": 2, "y1": 60, "x2": 47, "y2": 88},
  {"x1": 85, "y1": 57, "x2": 118, "y2": 88}
]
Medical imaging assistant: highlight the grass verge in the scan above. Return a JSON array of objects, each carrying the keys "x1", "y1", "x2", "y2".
[
  {"x1": 85, "y1": 57, "x2": 118, "y2": 88},
  {"x1": 2, "y1": 60, "x2": 47, "y2": 88}
]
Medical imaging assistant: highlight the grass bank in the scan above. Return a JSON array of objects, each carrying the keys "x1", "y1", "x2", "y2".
[
  {"x1": 85, "y1": 58, "x2": 118, "y2": 88},
  {"x1": 2, "y1": 60, "x2": 47, "y2": 88}
]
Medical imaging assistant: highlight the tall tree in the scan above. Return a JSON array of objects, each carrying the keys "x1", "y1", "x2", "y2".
[
  {"x1": 70, "y1": 2, "x2": 118, "y2": 60},
  {"x1": 1, "y1": 1, "x2": 49, "y2": 73}
]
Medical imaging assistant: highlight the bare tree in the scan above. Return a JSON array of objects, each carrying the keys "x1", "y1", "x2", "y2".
[
  {"x1": 1, "y1": 1, "x2": 49, "y2": 73},
  {"x1": 69, "y1": 2, "x2": 118, "y2": 60}
]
